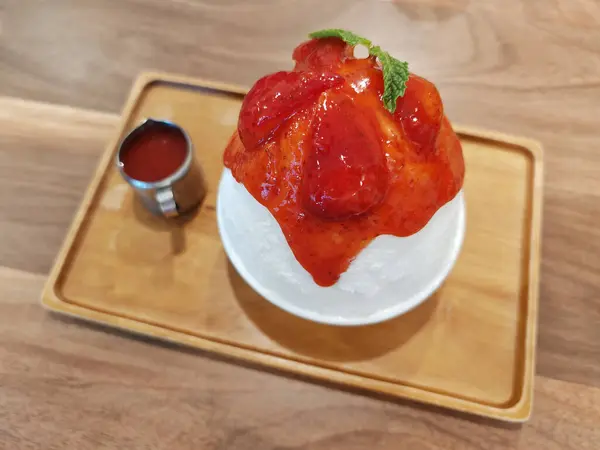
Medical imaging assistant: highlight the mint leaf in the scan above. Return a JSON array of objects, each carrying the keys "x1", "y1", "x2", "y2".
[
  {"x1": 308, "y1": 30, "x2": 409, "y2": 113},
  {"x1": 309, "y1": 29, "x2": 371, "y2": 48},
  {"x1": 369, "y1": 46, "x2": 409, "y2": 113}
]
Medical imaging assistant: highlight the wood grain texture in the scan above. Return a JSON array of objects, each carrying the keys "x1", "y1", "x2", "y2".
[
  {"x1": 2, "y1": 266, "x2": 600, "y2": 449},
  {"x1": 0, "y1": 95, "x2": 588, "y2": 448},
  {"x1": 41, "y1": 74, "x2": 541, "y2": 420},
  {"x1": 0, "y1": 98, "x2": 118, "y2": 274},
  {"x1": 0, "y1": 0, "x2": 598, "y2": 444},
  {"x1": 1, "y1": 0, "x2": 599, "y2": 389}
]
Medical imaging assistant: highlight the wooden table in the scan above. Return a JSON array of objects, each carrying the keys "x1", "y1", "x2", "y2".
[{"x1": 1, "y1": 1, "x2": 599, "y2": 448}]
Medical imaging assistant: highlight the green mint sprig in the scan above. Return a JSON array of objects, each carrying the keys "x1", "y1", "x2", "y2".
[
  {"x1": 309, "y1": 29, "x2": 372, "y2": 48},
  {"x1": 308, "y1": 29, "x2": 409, "y2": 113}
]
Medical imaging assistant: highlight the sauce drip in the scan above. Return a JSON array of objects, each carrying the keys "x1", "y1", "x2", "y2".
[
  {"x1": 121, "y1": 123, "x2": 188, "y2": 182},
  {"x1": 224, "y1": 37, "x2": 465, "y2": 286}
]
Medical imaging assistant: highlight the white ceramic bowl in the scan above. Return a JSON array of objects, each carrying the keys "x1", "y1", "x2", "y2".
[{"x1": 217, "y1": 169, "x2": 465, "y2": 326}]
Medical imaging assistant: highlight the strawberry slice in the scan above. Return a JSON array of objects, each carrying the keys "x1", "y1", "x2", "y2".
[
  {"x1": 394, "y1": 74, "x2": 443, "y2": 150},
  {"x1": 292, "y1": 38, "x2": 351, "y2": 71},
  {"x1": 302, "y1": 90, "x2": 388, "y2": 220},
  {"x1": 238, "y1": 70, "x2": 343, "y2": 151}
]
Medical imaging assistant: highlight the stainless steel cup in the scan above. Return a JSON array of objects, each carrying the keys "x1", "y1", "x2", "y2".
[{"x1": 116, "y1": 118, "x2": 206, "y2": 217}]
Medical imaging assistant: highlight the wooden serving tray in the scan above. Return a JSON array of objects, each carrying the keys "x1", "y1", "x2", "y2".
[{"x1": 42, "y1": 72, "x2": 543, "y2": 422}]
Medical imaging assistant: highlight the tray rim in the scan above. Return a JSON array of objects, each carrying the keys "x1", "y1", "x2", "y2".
[{"x1": 41, "y1": 71, "x2": 543, "y2": 422}]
